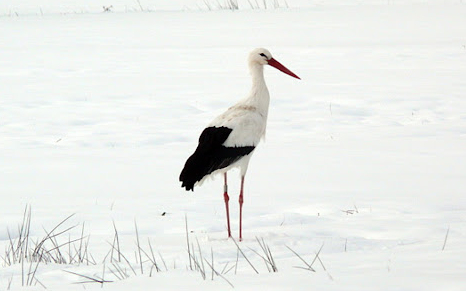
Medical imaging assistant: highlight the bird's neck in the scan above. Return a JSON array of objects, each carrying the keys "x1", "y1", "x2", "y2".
[{"x1": 245, "y1": 63, "x2": 270, "y2": 117}]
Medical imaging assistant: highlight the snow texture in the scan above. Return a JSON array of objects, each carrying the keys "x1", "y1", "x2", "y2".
[{"x1": 1, "y1": 0, "x2": 466, "y2": 290}]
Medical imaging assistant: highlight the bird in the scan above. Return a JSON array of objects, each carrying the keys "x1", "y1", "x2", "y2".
[{"x1": 179, "y1": 48, "x2": 300, "y2": 241}]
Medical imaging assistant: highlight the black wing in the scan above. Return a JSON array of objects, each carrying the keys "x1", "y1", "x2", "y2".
[{"x1": 179, "y1": 126, "x2": 255, "y2": 191}]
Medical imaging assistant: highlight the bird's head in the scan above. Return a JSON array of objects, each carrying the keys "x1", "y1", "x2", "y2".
[{"x1": 248, "y1": 48, "x2": 300, "y2": 80}]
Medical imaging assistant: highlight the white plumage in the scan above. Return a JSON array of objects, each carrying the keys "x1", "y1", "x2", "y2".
[{"x1": 180, "y1": 48, "x2": 300, "y2": 240}]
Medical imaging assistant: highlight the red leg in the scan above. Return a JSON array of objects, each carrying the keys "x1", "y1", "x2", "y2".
[
  {"x1": 239, "y1": 176, "x2": 245, "y2": 241},
  {"x1": 223, "y1": 172, "x2": 231, "y2": 238}
]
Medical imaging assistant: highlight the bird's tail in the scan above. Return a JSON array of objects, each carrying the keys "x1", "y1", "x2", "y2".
[{"x1": 179, "y1": 152, "x2": 205, "y2": 191}]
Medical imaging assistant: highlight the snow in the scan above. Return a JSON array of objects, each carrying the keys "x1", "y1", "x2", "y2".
[{"x1": 1, "y1": 1, "x2": 466, "y2": 290}]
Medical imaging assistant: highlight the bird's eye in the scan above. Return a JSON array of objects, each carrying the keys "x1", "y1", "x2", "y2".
[{"x1": 259, "y1": 53, "x2": 268, "y2": 59}]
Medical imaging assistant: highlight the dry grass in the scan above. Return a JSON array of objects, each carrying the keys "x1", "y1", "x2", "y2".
[
  {"x1": 2, "y1": 208, "x2": 329, "y2": 289},
  {"x1": 1, "y1": 206, "x2": 94, "y2": 289}
]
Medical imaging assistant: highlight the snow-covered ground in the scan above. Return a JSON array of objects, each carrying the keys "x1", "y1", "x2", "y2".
[{"x1": 1, "y1": 1, "x2": 466, "y2": 290}]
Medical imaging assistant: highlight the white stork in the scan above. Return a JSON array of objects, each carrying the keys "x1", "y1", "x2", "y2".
[{"x1": 180, "y1": 48, "x2": 300, "y2": 240}]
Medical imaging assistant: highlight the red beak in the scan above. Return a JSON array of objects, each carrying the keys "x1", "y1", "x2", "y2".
[{"x1": 267, "y1": 58, "x2": 301, "y2": 80}]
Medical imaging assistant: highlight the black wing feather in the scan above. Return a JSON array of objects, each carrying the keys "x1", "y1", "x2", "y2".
[{"x1": 180, "y1": 126, "x2": 255, "y2": 191}]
